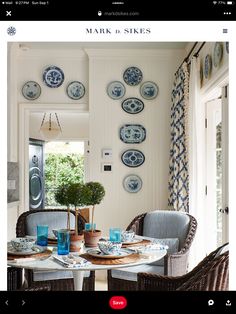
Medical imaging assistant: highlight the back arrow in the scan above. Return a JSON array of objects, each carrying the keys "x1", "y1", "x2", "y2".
[
  {"x1": 22, "y1": 300, "x2": 26, "y2": 306},
  {"x1": 5, "y1": 300, "x2": 9, "y2": 306}
]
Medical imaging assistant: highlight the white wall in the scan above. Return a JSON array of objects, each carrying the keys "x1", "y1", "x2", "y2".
[
  {"x1": 87, "y1": 49, "x2": 184, "y2": 235},
  {"x1": 7, "y1": 44, "x2": 184, "y2": 241}
]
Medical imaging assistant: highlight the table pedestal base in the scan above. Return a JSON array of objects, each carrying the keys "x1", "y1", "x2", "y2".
[{"x1": 72, "y1": 270, "x2": 84, "y2": 291}]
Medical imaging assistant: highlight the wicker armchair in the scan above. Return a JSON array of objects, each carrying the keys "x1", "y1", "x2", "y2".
[
  {"x1": 137, "y1": 243, "x2": 229, "y2": 291},
  {"x1": 8, "y1": 267, "x2": 51, "y2": 291},
  {"x1": 108, "y1": 210, "x2": 197, "y2": 291},
  {"x1": 16, "y1": 209, "x2": 95, "y2": 291}
]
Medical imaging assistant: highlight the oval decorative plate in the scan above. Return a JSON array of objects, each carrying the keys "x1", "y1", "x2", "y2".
[
  {"x1": 107, "y1": 81, "x2": 126, "y2": 99},
  {"x1": 43, "y1": 66, "x2": 64, "y2": 88},
  {"x1": 67, "y1": 81, "x2": 85, "y2": 100},
  {"x1": 140, "y1": 81, "x2": 159, "y2": 100},
  {"x1": 204, "y1": 54, "x2": 212, "y2": 79},
  {"x1": 22, "y1": 81, "x2": 41, "y2": 100},
  {"x1": 213, "y1": 42, "x2": 223, "y2": 68},
  {"x1": 123, "y1": 66, "x2": 143, "y2": 86},
  {"x1": 123, "y1": 175, "x2": 142, "y2": 193},
  {"x1": 120, "y1": 124, "x2": 146, "y2": 144},
  {"x1": 226, "y1": 42, "x2": 229, "y2": 54},
  {"x1": 121, "y1": 149, "x2": 145, "y2": 167},
  {"x1": 121, "y1": 98, "x2": 144, "y2": 114}
]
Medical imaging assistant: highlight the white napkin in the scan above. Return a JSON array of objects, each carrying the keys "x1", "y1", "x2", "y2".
[{"x1": 52, "y1": 253, "x2": 91, "y2": 268}]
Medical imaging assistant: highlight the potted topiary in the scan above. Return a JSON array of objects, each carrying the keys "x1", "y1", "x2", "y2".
[
  {"x1": 83, "y1": 182, "x2": 105, "y2": 247},
  {"x1": 66, "y1": 182, "x2": 92, "y2": 251},
  {"x1": 54, "y1": 185, "x2": 71, "y2": 230}
]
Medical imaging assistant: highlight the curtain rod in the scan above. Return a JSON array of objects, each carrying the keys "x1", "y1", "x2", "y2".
[{"x1": 176, "y1": 41, "x2": 206, "y2": 73}]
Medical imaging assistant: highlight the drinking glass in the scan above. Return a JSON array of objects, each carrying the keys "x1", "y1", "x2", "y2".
[
  {"x1": 57, "y1": 229, "x2": 70, "y2": 255},
  {"x1": 37, "y1": 225, "x2": 48, "y2": 246},
  {"x1": 109, "y1": 228, "x2": 121, "y2": 243},
  {"x1": 85, "y1": 223, "x2": 96, "y2": 231}
]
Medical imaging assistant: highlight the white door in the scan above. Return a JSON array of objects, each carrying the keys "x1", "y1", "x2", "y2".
[{"x1": 206, "y1": 86, "x2": 229, "y2": 251}]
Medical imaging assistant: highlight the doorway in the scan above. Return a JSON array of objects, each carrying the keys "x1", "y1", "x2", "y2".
[
  {"x1": 205, "y1": 86, "x2": 229, "y2": 250},
  {"x1": 44, "y1": 141, "x2": 86, "y2": 208},
  {"x1": 19, "y1": 104, "x2": 89, "y2": 215}
]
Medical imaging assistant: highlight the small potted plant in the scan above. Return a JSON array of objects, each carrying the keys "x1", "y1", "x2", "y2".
[
  {"x1": 66, "y1": 182, "x2": 92, "y2": 251},
  {"x1": 83, "y1": 181, "x2": 105, "y2": 247}
]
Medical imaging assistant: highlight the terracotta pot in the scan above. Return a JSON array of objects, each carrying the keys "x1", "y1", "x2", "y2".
[
  {"x1": 83, "y1": 230, "x2": 102, "y2": 247},
  {"x1": 70, "y1": 232, "x2": 84, "y2": 252}
]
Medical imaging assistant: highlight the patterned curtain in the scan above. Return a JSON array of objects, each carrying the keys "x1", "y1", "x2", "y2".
[{"x1": 168, "y1": 61, "x2": 189, "y2": 212}]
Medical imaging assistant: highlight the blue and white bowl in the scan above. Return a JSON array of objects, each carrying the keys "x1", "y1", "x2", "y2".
[
  {"x1": 11, "y1": 237, "x2": 35, "y2": 252},
  {"x1": 98, "y1": 241, "x2": 122, "y2": 255},
  {"x1": 121, "y1": 231, "x2": 135, "y2": 243}
]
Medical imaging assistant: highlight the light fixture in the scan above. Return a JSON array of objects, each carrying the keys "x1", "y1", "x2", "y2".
[{"x1": 39, "y1": 113, "x2": 62, "y2": 141}]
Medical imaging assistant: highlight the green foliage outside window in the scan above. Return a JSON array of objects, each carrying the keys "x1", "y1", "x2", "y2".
[{"x1": 45, "y1": 153, "x2": 84, "y2": 207}]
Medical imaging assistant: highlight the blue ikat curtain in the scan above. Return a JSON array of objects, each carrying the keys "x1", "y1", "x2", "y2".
[{"x1": 168, "y1": 61, "x2": 189, "y2": 212}]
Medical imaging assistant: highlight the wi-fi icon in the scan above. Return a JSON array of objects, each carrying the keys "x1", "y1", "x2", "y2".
[{"x1": 213, "y1": 1, "x2": 217, "y2": 4}]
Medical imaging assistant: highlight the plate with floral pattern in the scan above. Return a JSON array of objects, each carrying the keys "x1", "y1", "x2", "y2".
[
  {"x1": 120, "y1": 124, "x2": 146, "y2": 144},
  {"x1": 140, "y1": 81, "x2": 159, "y2": 100},
  {"x1": 43, "y1": 66, "x2": 64, "y2": 88},
  {"x1": 121, "y1": 149, "x2": 145, "y2": 167},
  {"x1": 204, "y1": 54, "x2": 212, "y2": 79},
  {"x1": 22, "y1": 81, "x2": 41, "y2": 100},
  {"x1": 123, "y1": 66, "x2": 143, "y2": 86},
  {"x1": 107, "y1": 81, "x2": 126, "y2": 99},
  {"x1": 121, "y1": 98, "x2": 144, "y2": 114},
  {"x1": 123, "y1": 175, "x2": 142, "y2": 193},
  {"x1": 213, "y1": 42, "x2": 223, "y2": 68},
  {"x1": 67, "y1": 81, "x2": 85, "y2": 100}
]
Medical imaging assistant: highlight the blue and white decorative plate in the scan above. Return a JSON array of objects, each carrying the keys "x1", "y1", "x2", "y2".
[
  {"x1": 121, "y1": 149, "x2": 145, "y2": 167},
  {"x1": 43, "y1": 66, "x2": 64, "y2": 88},
  {"x1": 121, "y1": 98, "x2": 144, "y2": 114},
  {"x1": 123, "y1": 67, "x2": 143, "y2": 86},
  {"x1": 120, "y1": 124, "x2": 146, "y2": 144},
  {"x1": 204, "y1": 54, "x2": 212, "y2": 79},
  {"x1": 123, "y1": 175, "x2": 142, "y2": 193},
  {"x1": 140, "y1": 81, "x2": 159, "y2": 100},
  {"x1": 67, "y1": 81, "x2": 85, "y2": 100},
  {"x1": 213, "y1": 42, "x2": 223, "y2": 68},
  {"x1": 226, "y1": 42, "x2": 229, "y2": 54},
  {"x1": 22, "y1": 81, "x2": 41, "y2": 100},
  {"x1": 107, "y1": 81, "x2": 126, "y2": 99}
]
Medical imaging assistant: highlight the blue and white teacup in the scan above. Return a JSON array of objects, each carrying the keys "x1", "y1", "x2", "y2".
[
  {"x1": 121, "y1": 230, "x2": 135, "y2": 243},
  {"x1": 98, "y1": 241, "x2": 122, "y2": 255}
]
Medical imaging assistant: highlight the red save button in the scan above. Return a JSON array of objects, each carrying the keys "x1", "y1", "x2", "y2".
[{"x1": 109, "y1": 296, "x2": 127, "y2": 310}]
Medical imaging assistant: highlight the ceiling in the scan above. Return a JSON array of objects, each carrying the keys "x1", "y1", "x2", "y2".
[{"x1": 18, "y1": 42, "x2": 189, "y2": 50}]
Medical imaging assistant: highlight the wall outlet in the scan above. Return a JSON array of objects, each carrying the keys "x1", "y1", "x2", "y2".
[{"x1": 101, "y1": 163, "x2": 112, "y2": 172}]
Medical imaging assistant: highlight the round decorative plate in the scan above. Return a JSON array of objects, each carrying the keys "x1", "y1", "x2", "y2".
[
  {"x1": 22, "y1": 81, "x2": 41, "y2": 100},
  {"x1": 107, "y1": 81, "x2": 126, "y2": 99},
  {"x1": 123, "y1": 66, "x2": 143, "y2": 86},
  {"x1": 204, "y1": 54, "x2": 212, "y2": 79},
  {"x1": 121, "y1": 149, "x2": 145, "y2": 167},
  {"x1": 140, "y1": 81, "x2": 159, "y2": 100},
  {"x1": 121, "y1": 98, "x2": 144, "y2": 114},
  {"x1": 213, "y1": 42, "x2": 223, "y2": 68},
  {"x1": 120, "y1": 124, "x2": 146, "y2": 144},
  {"x1": 226, "y1": 42, "x2": 229, "y2": 54},
  {"x1": 123, "y1": 175, "x2": 142, "y2": 193},
  {"x1": 43, "y1": 66, "x2": 64, "y2": 88},
  {"x1": 122, "y1": 238, "x2": 143, "y2": 245},
  {"x1": 87, "y1": 248, "x2": 133, "y2": 259},
  {"x1": 67, "y1": 81, "x2": 85, "y2": 100}
]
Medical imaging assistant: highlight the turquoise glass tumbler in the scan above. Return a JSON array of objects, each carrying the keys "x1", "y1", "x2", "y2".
[
  {"x1": 37, "y1": 225, "x2": 48, "y2": 246},
  {"x1": 109, "y1": 228, "x2": 121, "y2": 243},
  {"x1": 85, "y1": 223, "x2": 96, "y2": 231},
  {"x1": 57, "y1": 229, "x2": 70, "y2": 255}
]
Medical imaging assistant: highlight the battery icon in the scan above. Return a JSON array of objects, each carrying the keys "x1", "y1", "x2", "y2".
[{"x1": 227, "y1": 1, "x2": 233, "y2": 4}]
